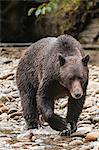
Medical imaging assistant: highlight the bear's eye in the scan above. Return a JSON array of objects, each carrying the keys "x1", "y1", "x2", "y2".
[
  {"x1": 69, "y1": 77, "x2": 74, "y2": 81},
  {"x1": 78, "y1": 77, "x2": 86, "y2": 85},
  {"x1": 78, "y1": 77, "x2": 83, "y2": 80}
]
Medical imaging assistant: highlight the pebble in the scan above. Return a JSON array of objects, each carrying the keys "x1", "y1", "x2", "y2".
[
  {"x1": 0, "y1": 110, "x2": 2, "y2": 115},
  {"x1": 0, "y1": 106, "x2": 8, "y2": 113},
  {"x1": 0, "y1": 102, "x2": 4, "y2": 108},
  {"x1": 57, "y1": 142, "x2": 68, "y2": 148},
  {"x1": 7, "y1": 76, "x2": 14, "y2": 80},
  {"x1": 77, "y1": 126, "x2": 92, "y2": 134},
  {"x1": 3, "y1": 89, "x2": 12, "y2": 94},
  {"x1": 0, "y1": 102, "x2": 8, "y2": 114},
  {"x1": 0, "y1": 96, "x2": 8, "y2": 103},
  {"x1": 32, "y1": 136, "x2": 37, "y2": 142},
  {"x1": 3, "y1": 59, "x2": 12, "y2": 64},
  {"x1": 35, "y1": 139, "x2": 43, "y2": 144},
  {"x1": 7, "y1": 108, "x2": 18, "y2": 115},
  {"x1": 69, "y1": 140, "x2": 83, "y2": 146},
  {"x1": 89, "y1": 141, "x2": 99, "y2": 149},
  {"x1": 27, "y1": 145, "x2": 45, "y2": 150},
  {"x1": 95, "y1": 89, "x2": 99, "y2": 94},
  {"x1": 80, "y1": 145, "x2": 90, "y2": 150},
  {"x1": 71, "y1": 131, "x2": 86, "y2": 138},
  {"x1": 60, "y1": 100, "x2": 68, "y2": 109},
  {"x1": 13, "y1": 116, "x2": 21, "y2": 120},
  {"x1": 83, "y1": 98, "x2": 93, "y2": 109},
  {"x1": 93, "y1": 116, "x2": 99, "y2": 123},
  {"x1": 85, "y1": 131, "x2": 99, "y2": 141},
  {"x1": 12, "y1": 142, "x2": 27, "y2": 148},
  {"x1": 17, "y1": 130, "x2": 34, "y2": 142},
  {"x1": 72, "y1": 137, "x2": 83, "y2": 141},
  {"x1": 77, "y1": 120, "x2": 91, "y2": 125},
  {"x1": 9, "y1": 111, "x2": 22, "y2": 118},
  {"x1": 33, "y1": 127, "x2": 58, "y2": 135},
  {"x1": 80, "y1": 114, "x2": 90, "y2": 121},
  {"x1": 0, "y1": 113, "x2": 8, "y2": 121},
  {"x1": 0, "y1": 51, "x2": 99, "y2": 149}
]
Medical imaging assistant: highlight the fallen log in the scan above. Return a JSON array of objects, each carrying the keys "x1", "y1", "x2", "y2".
[
  {"x1": 0, "y1": 43, "x2": 99, "y2": 50},
  {"x1": 0, "y1": 43, "x2": 32, "y2": 47},
  {"x1": 82, "y1": 44, "x2": 99, "y2": 50}
]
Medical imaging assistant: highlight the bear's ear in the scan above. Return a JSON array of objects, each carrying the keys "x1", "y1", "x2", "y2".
[
  {"x1": 82, "y1": 55, "x2": 90, "y2": 66},
  {"x1": 58, "y1": 53, "x2": 65, "y2": 66}
]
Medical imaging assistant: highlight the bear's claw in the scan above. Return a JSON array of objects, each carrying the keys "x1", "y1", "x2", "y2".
[{"x1": 60, "y1": 123, "x2": 72, "y2": 136}]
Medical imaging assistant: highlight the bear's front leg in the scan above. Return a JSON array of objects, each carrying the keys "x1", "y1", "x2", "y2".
[
  {"x1": 61, "y1": 94, "x2": 86, "y2": 136},
  {"x1": 37, "y1": 79, "x2": 66, "y2": 131}
]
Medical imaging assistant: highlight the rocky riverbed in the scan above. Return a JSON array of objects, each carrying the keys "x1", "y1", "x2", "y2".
[{"x1": 0, "y1": 47, "x2": 99, "y2": 150}]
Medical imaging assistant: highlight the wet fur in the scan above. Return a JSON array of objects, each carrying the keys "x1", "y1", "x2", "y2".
[{"x1": 16, "y1": 34, "x2": 89, "y2": 135}]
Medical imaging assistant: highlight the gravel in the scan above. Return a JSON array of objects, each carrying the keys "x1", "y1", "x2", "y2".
[{"x1": 0, "y1": 48, "x2": 99, "y2": 149}]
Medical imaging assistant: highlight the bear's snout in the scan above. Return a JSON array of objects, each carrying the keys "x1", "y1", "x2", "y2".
[
  {"x1": 70, "y1": 80, "x2": 83, "y2": 99},
  {"x1": 74, "y1": 90, "x2": 82, "y2": 99}
]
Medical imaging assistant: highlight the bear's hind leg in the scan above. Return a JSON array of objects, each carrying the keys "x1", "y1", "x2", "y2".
[{"x1": 19, "y1": 83, "x2": 39, "y2": 129}]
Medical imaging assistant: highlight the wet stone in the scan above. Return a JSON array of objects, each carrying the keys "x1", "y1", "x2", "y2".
[
  {"x1": 71, "y1": 131, "x2": 86, "y2": 138},
  {"x1": 93, "y1": 116, "x2": 99, "y2": 123},
  {"x1": 76, "y1": 126, "x2": 93, "y2": 135},
  {"x1": 83, "y1": 98, "x2": 93, "y2": 109},
  {"x1": 3, "y1": 89, "x2": 12, "y2": 94},
  {"x1": 0, "y1": 113, "x2": 8, "y2": 121},
  {"x1": 77, "y1": 120, "x2": 91, "y2": 126},
  {"x1": 60, "y1": 100, "x2": 68, "y2": 109},
  {"x1": 69, "y1": 139, "x2": 83, "y2": 146},
  {"x1": 12, "y1": 142, "x2": 29, "y2": 149},
  {"x1": 95, "y1": 89, "x2": 99, "y2": 94},
  {"x1": 17, "y1": 130, "x2": 34, "y2": 142},
  {"x1": 0, "y1": 101, "x2": 5, "y2": 108},
  {"x1": 9, "y1": 111, "x2": 22, "y2": 118},
  {"x1": 89, "y1": 141, "x2": 99, "y2": 150},
  {"x1": 72, "y1": 137, "x2": 83, "y2": 141},
  {"x1": 79, "y1": 114, "x2": 91, "y2": 121},
  {"x1": 7, "y1": 76, "x2": 14, "y2": 80},
  {"x1": 35, "y1": 138, "x2": 44, "y2": 144},
  {"x1": 0, "y1": 101, "x2": 9, "y2": 114},
  {"x1": 57, "y1": 142, "x2": 68, "y2": 148},
  {"x1": 10, "y1": 91, "x2": 19, "y2": 98},
  {"x1": 7, "y1": 108, "x2": 18, "y2": 115},
  {"x1": 80, "y1": 145, "x2": 90, "y2": 150},
  {"x1": 27, "y1": 145, "x2": 45, "y2": 150}
]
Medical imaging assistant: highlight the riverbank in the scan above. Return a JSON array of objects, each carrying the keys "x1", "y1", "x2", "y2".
[{"x1": 0, "y1": 47, "x2": 99, "y2": 149}]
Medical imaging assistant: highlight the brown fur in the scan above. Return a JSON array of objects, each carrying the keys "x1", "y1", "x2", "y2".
[{"x1": 16, "y1": 34, "x2": 89, "y2": 136}]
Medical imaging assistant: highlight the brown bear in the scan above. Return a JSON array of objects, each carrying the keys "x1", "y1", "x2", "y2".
[{"x1": 16, "y1": 34, "x2": 89, "y2": 136}]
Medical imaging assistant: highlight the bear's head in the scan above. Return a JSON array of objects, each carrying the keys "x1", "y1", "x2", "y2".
[{"x1": 58, "y1": 54, "x2": 90, "y2": 99}]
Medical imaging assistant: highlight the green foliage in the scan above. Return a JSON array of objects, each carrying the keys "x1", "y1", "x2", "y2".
[
  {"x1": 28, "y1": 8, "x2": 36, "y2": 16},
  {"x1": 28, "y1": 0, "x2": 59, "y2": 17},
  {"x1": 28, "y1": 0, "x2": 81, "y2": 17}
]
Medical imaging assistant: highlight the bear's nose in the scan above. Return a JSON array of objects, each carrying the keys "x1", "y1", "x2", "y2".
[{"x1": 75, "y1": 93, "x2": 81, "y2": 98}]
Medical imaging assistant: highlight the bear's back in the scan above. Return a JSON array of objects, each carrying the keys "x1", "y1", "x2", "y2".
[
  {"x1": 16, "y1": 34, "x2": 85, "y2": 91},
  {"x1": 25, "y1": 34, "x2": 84, "y2": 64}
]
